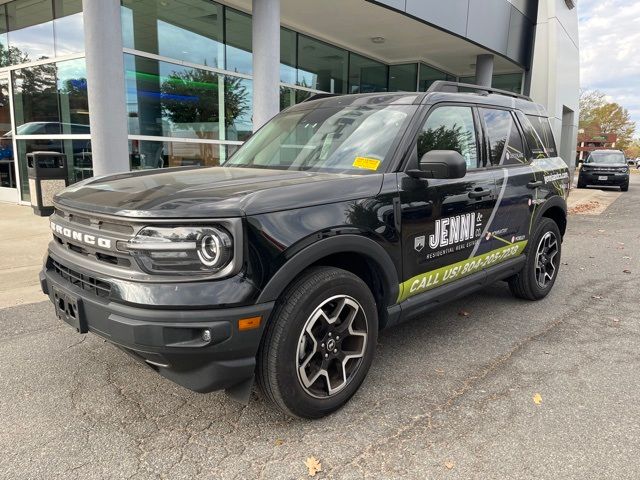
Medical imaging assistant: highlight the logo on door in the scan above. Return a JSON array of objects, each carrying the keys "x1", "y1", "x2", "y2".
[
  {"x1": 414, "y1": 235, "x2": 425, "y2": 252},
  {"x1": 428, "y1": 212, "x2": 483, "y2": 250}
]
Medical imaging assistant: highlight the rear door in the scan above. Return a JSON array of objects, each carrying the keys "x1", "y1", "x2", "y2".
[
  {"x1": 475, "y1": 107, "x2": 535, "y2": 251},
  {"x1": 398, "y1": 104, "x2": 502, "y2": 302}
]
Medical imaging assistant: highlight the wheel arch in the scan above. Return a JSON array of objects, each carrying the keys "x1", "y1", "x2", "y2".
[
  {"x1": 536, "y1": 196, "x2": 567, "y2": 237},
  {"x1": 256, "y1": 235, "x2": 399, "y2": 325}
]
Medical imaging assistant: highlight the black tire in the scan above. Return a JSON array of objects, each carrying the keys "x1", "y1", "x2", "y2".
[
  {"x1": 577, "y1": 176, "x2": 586, "y2": 189},
  {"x1": 508, "y1": 217, "x2": 562, "y2": 301},
  {"x1": 256, "y1": 267, "x2": 378, "y2": 419},
  {"x1": 621, "y1": 181, "x2": 629, "y2": 192}
]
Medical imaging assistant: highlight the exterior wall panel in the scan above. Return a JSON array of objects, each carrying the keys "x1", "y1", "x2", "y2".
[{"x1": 369, "y1": 0, "x2": 537, "y2": 68}]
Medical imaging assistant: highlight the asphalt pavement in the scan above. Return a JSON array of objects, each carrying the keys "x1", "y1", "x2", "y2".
[{"x1": 0, "y1": 178, "x2": 639, "y2": 479}]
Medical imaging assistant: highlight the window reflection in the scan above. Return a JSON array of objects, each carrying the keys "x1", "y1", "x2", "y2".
[
  {"x1": 6, "y1": 0, "x2": 55, "y2": 61},
  {"x1": 225, "y1": 9, "x2": 252, "y2": 75},
  {"x1": 349, "y1": 53, "x2": 387, "y2": 93},
  {"x1": 121, "y1": 0, "x2": 223, "y2": 68},
  {"x1": 419, "y1": 64, "x2": 455, "y2": 91},
  {"x1": 280, "y1": 28, "x2": 297, "y2": 84},
  {"x1": 389, "y1": 64, "x2": 418, "y2": 92},
  {"x1": 53, "y1": 0, "x2": 84, "y2": 56},
  {"x1": 12, "y1": 62, "x2": 59, "y2": 127},
  {"x1": 297, "y1": 35, "x2": 347, "y2": 93},
  {"x1": 417, "y1": 106, "x2": 478, "y2": 168},
  {"x1": 280, "y1": 86, "x2": 311, "y2": 110},
  {"x1": 12, "y1": 58, "x2": 88, "y2": 131},
  {"x1": 480, "y1": 108, "x2": 525, "y2": 166},
  {"x1": 130, "y1": 139, "x2": 222, "y2": 169},
  {"x1": 125, "y1": 54, "x2": 252, "y2": 141}
]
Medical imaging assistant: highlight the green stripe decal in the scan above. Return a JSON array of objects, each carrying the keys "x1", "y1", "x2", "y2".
[{"x1": 397, "y1": 241, "x2": 528, "y2": 303}]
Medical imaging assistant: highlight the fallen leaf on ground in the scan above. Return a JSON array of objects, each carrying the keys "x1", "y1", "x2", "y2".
[
  {"x1": 591, "y1": 295, "x2": 602, "y2": 299},
  {"x1": 304, "y1": 457, "x2": 322, "y2": 477},
  {"x1": 533, "y1": 393, "x2": 542, "y2": 405},
  {"x1": 274, "y1": 439, "x2": 285, "y2": 446},
  {"x1": 444, "y1": 460, "x2": 455, "y2": 470},
  {"x1": 458, "y1": 310, "x2": 469, "y2": 317},
  {"x1": 623, "y1": 269, "x2": 632, "y2": 274}
]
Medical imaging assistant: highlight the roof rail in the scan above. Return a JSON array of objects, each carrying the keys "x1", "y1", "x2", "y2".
[
  {"x1": 302, "y1": 92, "x2": 341, "y2": 103},
  {"x1": 425, "y1": 80, "x2": 532, "y2": 101}
]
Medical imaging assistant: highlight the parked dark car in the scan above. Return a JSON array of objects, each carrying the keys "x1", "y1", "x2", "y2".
[
  {"x1": 41, "y1": 82, "x2": 569, "y2": 418},
  {"x1": 577, "y1": 149, "x2": 629, "y2": 191}
]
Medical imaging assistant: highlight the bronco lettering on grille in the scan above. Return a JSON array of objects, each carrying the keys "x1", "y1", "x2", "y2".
[{"x1": 50, "y1": 221, "x2": 112, "y2": 249}]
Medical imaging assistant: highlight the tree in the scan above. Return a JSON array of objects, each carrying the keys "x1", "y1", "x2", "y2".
[
  {"x1": 579, "y1": 89, "x2": 636, "y2": 150},
  {"x1": 161, "y1": 69, "x2": 250, "y2": 166}
]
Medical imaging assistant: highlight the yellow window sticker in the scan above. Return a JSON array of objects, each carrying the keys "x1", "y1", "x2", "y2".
[{"x1": 353, "y1": 157, "x2": 381, "y2": 171}]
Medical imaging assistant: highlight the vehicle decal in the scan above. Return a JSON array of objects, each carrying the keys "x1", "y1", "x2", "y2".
[
  {"x1": 397, "y1": 240, "x2": 528, "y2": 303},
  {"x1": 469, "y1": 168, "x2": 509, "y2": 258},
  {"x1": 352, "y1": 157, "x2": 381, "y2": 171}
]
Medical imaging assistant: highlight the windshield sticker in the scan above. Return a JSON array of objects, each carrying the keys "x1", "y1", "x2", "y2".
[{"x1": 353, "y1": 157, "x2": 381, "y2": 171}]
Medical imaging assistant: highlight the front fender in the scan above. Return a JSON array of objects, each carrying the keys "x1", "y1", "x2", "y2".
[{"x1": 256, "y1": 234, "x2": 399, "y2": 308}]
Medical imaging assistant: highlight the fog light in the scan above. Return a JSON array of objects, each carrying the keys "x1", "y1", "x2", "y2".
[{"x1": 202, "y1": 329, "x2": 212, "y2": 342}]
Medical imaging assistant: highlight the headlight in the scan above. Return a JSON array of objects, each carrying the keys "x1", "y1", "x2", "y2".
[
  {"x1": 617, "y1": 167, "x2": 629, "y2": 173},
  {"x1": 127, "y1": 226, "x2": 234, "y2": 275}
]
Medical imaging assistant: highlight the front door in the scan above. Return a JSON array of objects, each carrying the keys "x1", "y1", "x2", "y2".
[
  {"x1": 0, "y1": 74, "x2": 18, "y2": 203},
  {"x1": 398, "y1": 104, "x2": 503, "y2": 303}
]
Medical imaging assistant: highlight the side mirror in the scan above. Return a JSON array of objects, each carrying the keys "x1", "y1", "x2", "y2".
[{"x1": 408, "y1": 150, "x2": 467, "y2": 179}]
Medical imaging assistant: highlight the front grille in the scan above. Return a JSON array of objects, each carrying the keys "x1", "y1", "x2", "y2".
[
  {"x1": 51, "y1": 259, "x2": 112, "y2": 298},
  {"x1": 55, "y1": 208, "x2": 135, "y2": 235}
]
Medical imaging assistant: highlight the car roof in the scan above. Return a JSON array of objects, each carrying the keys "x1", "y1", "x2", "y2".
[
  {"x1": 589, "y1": 149, "x2": 624, "y2": 154},
  {"x1": 292, "y1": 87, "x2": 548, "y2": 117}
]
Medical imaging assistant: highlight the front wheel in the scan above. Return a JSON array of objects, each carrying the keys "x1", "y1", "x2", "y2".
[
  {"x1": 621, "y1": 181, "x2": 629, "y2": 192},
  {"x1": 257, "y1": 267, "x2": 378, "y2": 418},
  {"x1": 509, "y1": 217, "x2": 562, "y2": 300}
]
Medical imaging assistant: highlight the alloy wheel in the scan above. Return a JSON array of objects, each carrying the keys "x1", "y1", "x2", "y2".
[
  {"x1": 296, "y1": 295, "x2": 368, "y2": 398},
  {"x1": 535, "y1": 231, "x2": 559, "y2": 288}
]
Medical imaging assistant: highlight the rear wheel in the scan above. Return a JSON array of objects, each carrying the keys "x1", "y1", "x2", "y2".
[
  {"x1": 257, "y1": 267, "x2": 378, "y2": 418},
  {"x1": 509, "y1": 217, "x2": 561, "y2": 300}
]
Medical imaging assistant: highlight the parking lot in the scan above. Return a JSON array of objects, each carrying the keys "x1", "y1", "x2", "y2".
[{"x1": 1, "y1": 177, "x2": 639, "y2": 480}]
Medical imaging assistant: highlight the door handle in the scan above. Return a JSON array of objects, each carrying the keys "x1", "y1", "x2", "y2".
[
  {"x1": 527, "y1": 180, "x2": 544, "y2": 189},
  {"x1": 468, "y1": 189, "x2": 492, "y2": 199}
]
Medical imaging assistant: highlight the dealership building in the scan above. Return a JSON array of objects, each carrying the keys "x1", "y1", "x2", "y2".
[{"x1": 0, "y1": 0, "x2": 579, "y2": 205}]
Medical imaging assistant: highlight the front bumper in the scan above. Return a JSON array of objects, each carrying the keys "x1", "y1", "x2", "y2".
[
  {"x1": 40, "y1": 258, "x2": 274, "y2": 394},
  {"x1": 579, "y1": 171, "x2": 629, "y2": 186}
]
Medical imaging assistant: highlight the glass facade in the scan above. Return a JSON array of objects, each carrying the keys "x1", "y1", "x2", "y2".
[
  {"x1": 459, "y1": 73, "x2": 524, "y2": 93},
  {"x1": 0, "y1": 0, "x2": 525, "y2": 203}
]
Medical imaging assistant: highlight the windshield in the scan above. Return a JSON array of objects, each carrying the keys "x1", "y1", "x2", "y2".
[
  {"x1": 585, "y1": 152, "x2": 625, "y2": 164},
  {"x1": 225, "y1": 104, "x2": 416, "y2": 174}
]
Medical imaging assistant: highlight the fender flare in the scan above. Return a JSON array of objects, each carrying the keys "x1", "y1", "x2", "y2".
[
  {"x1": 533, "y1": 195, "x2": 568, "y2": 234},
  {"x1": 256, "y1": 235, "x2": 400, "y2": 308}
]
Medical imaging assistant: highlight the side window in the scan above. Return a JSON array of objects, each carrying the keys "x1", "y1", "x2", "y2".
[
  {"x1": 480, "y1": 108, "x2": 526, "y2": 166},
  {"x1": 524, "y1": 114, "x2": 557, "y2": 158},
  {"x1": 417, "y1": 106, "x2": 478, "y2": 169}
]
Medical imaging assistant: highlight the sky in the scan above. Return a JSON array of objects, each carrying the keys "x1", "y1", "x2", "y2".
[{"x1": 578, "y1": 0, "x2": 640, "y2": 134}]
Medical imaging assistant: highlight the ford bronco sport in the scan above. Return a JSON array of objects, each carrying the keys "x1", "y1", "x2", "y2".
[
  {"x1": 577, "y1": 149, "x2": 629, "y2": 191},
  {"x1": 41, "y1": 82, "x2": 569, "y2": 419}
]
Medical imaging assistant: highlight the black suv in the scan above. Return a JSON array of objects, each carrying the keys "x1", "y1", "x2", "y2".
[
  {"x1": 577, "y1": 149, "x2": 629, "y2": 191},
  {"x1": 41, "y1": 82, "x2": 569, "y2": 419}
]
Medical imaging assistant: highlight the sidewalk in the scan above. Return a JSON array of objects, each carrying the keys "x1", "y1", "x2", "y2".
[{"x1": 0, "y1": 203, "x2": 50, "y2": 308}]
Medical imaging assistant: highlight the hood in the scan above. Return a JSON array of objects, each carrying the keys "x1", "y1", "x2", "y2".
[{"x1": 54, "y1": 166, "x2": 384, "y2": 218}]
